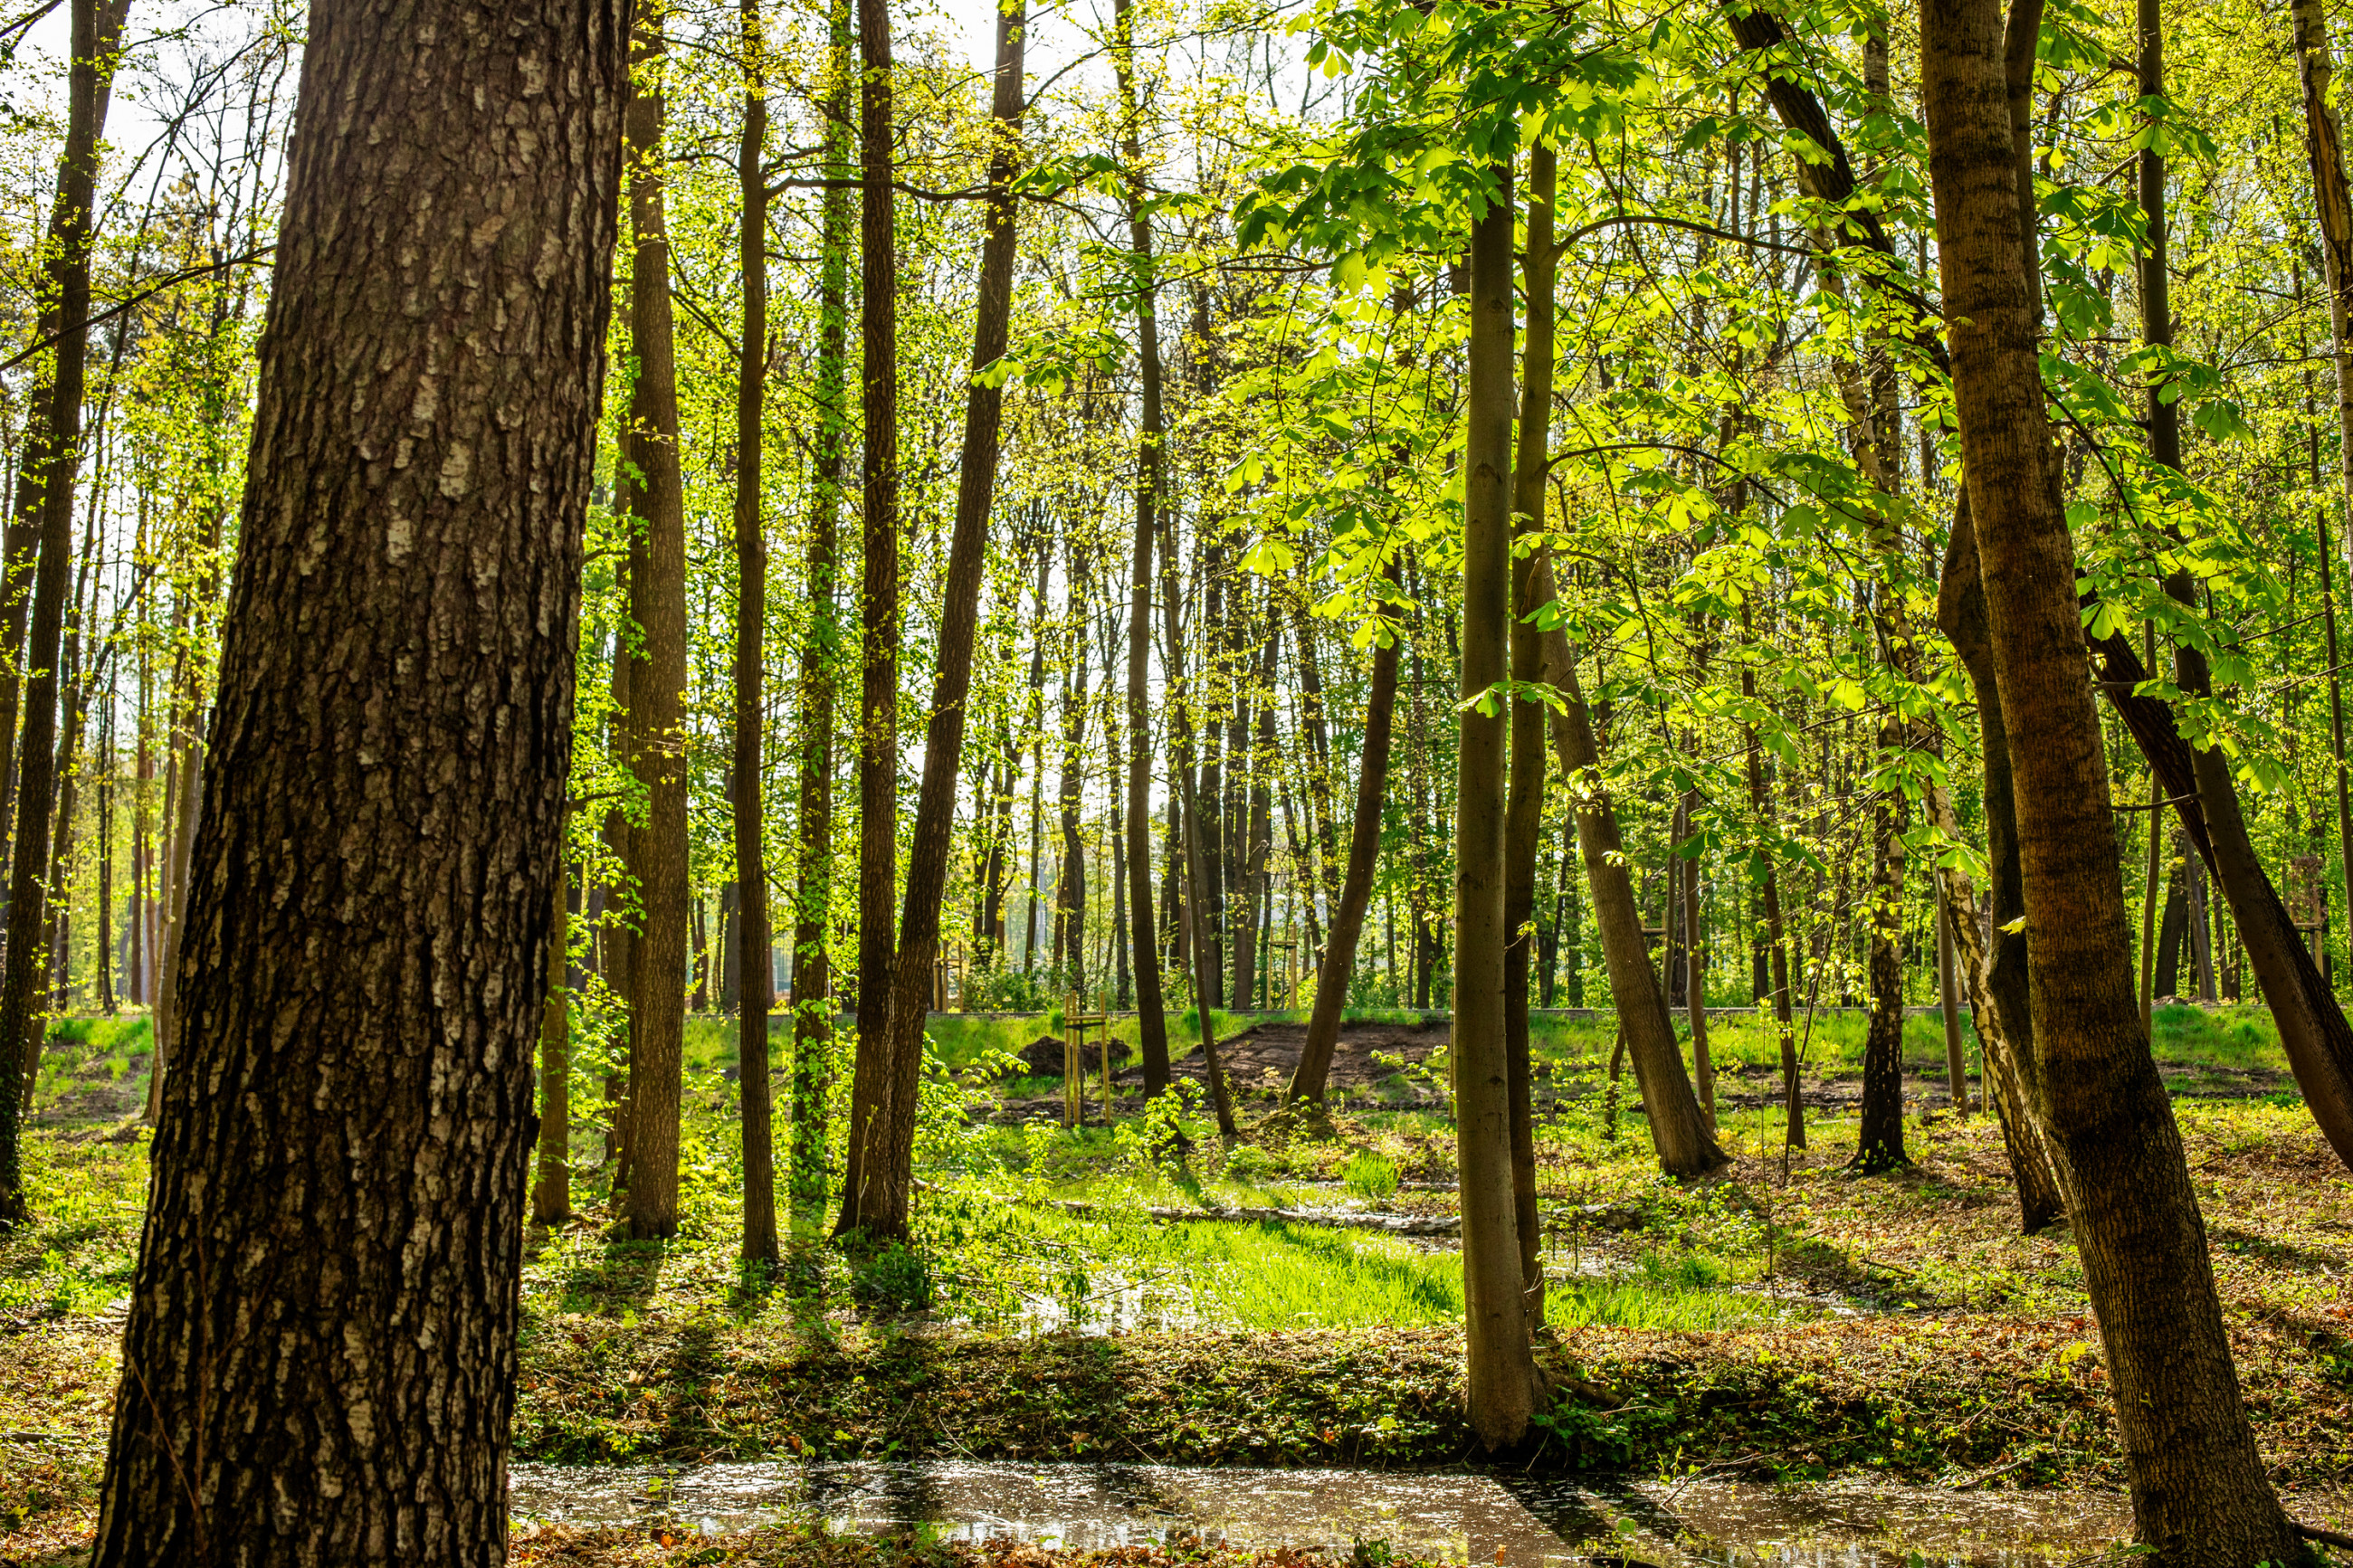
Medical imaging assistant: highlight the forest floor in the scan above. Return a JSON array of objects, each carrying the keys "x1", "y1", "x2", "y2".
[{"x1": 6, "y1": 1001, "x2": 2351, "y2": 1565}]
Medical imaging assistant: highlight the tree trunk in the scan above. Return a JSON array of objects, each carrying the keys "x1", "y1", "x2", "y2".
[
  {"x1": 1533, "y1": 556, "x2": 1723, "y2": 1178},
  {"x1": 534, "y1": 824, "x2": 573, "y2": 1228},
  {"x1": 0, "y1": 0, "x2": 129, "y2": 1223},
  {"x1": 1115, "y1": 0, "x2": 1171, "y2": 1094},
  {"x1": 849, "y1": 0, "x2": 900, "y2": 1114},
  {"x1": 1288, "y1": 560, "x2": 1402, "y2": 1105},
  {"x1": 1921, "y1": 0, "x2": 2298, "y2": 1551},
  {"x1": 791, "y1": 0, "x2": 852, "y2": 1222},
  {"x1": 734, "y1": 0, "x2": 778, "y2": 1267},
  {"x1": 88, "y1": 2, "x2": 624, "y2": 1554},
  {"x1": 841, "y1": 0, "x2": 1025, "y2": 1240},
  {"x1": 1503, "y1": 143, "x2": 1555, "y2": 1308},
  {"x1": 1456, "y1": 166, "x2": 1545, "y2": 1451},
  {"x1": 619, "y1": 14, "x2": 691, "y2": 1241},
  {"x1": 1853, "y1": 767, "x2": 1910, "y2": 1174}
]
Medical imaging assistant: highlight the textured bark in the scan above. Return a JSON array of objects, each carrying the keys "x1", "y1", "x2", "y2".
[
  {"x1": 844, "y1": 0, "x2": 1024, "y2": 1240},
  {"x1": 1532, "y1": 556, "x2": 1723, "y2": 1177},
  {"x1": 1503, "y1": 144, "x2": 1554, "y2": 1306},
  {"x1": 619, "y1": 14, "x2": 691, "y2": 1241},
  {"x1": 1456, "y1": 170, "x2": 1545, "y2": 1450},
  {"x1": 1288, "y1": 561, "x2": 1401, "y2": 1105},
  {"x1": 848, "y1": 0, "x2": 900, "y2": 1123},
  {"x1": 1115, "y1": 0, "x2": 1170, "y2": 1094},
  {"x1": 790, "y1": 0, "x2": 851, "y2": 1223},
  {"x1": 734, "y1": 0, "x2": 778, "y2": 1267},
  {"x1": 1920, "y1": 0, "x2": 2297, "y2": 1552},
  {"x1": 0, "y1": 0, "x2": 129, "y2": 1223},
  {"x1": 88, "y1": 2, "x2": 625, "y2": 1556},
  {"x1": 1853, "y1": 769, "x2": 1910, "y2": 1174}
]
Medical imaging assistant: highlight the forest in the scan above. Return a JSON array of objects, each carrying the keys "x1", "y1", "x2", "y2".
[{"x1": 10, "y1": 0, "x2": 2353, "y2": 1560}]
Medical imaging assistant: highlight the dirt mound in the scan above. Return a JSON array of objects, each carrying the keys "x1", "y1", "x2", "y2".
[
  {"x1": 1015, "y1": 1035, "x2": 1113, "y2": 1077},
  {"x1": 1115, "y1": 1017, "x2": 1449, "y2": 1098}
]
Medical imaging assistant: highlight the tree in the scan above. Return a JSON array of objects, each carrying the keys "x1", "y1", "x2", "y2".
[
  {"x1": 1455, "y1": 157, "x2": 1546, "y2": 1451},
  {"x1": 618, "y1": 9, "x2": 691, "y2": 1241},
  {"x1": 734, "y1": 0, "x2": 778, "y2": 1267},
  {"x1": 0, "y1": 0, "x2": 131, "y2": 1226},
  {"x1": 87, "y1": 0, "x2": 628, "y2": 1553},
  {"x1": 1919, "y1": 0, "x2": 2301, "y2": 1552}
]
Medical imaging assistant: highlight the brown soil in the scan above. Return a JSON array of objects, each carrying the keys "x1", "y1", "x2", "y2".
[{"x1": 1117, "y1": 1018, "x2": 1450, "y2": 1098}]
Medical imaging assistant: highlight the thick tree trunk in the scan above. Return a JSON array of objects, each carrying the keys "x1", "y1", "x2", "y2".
[
  {"x1": 0, "y1": 0, "x2": 129, "y2": 1222},
  {"x1": 1115, "y1": 0, "x2": 1170, "y2": 1093},
  {"x1": 1288, "y1": 561, "x2": 1402, "y2": 1105},
  {"x1": 619, "y1": 14, "x2": 691, "y2": 1241},
  {"x1": 1920, "y1": 0, "x2": 2298, "y2": 1552},
  {"x1": 843, "y1": 0, "x2": 1025, "y2": 1240},
  {"x1": 734, "y1": 0, "x2": 778, "y2": 1267},
  {"x1": 88, "y1": 4, "x2": 624, "y2": 1555},
  {"x1": 1456, "y1": 167, "x2": 1546, "y2": 1450}
]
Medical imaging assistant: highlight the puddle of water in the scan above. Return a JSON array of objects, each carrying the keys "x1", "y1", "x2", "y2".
[{"x1": 507, "y1": 1459, "x2": 2134, "y2": 1564}]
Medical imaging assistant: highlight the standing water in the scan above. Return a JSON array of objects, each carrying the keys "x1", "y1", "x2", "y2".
[{"x1": 508, "y1": 1459, "x2": 2143, "y2": 1564}]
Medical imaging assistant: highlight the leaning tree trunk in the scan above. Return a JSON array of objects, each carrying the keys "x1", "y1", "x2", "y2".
[
  {"x1": 1531, "y1": 554, "x2": 1723, "y2": 1178},
  {"x1": 1287, "y1": 561, "x2": 1402, "y2": 1106},
  {"x1": 844, "y1": 0, "x2": 1025, "y2": 1242},
  {"x1": 0, "y1": 0, "x2": 129, "y2": 1224},
  {"x1": 1457, "y1": 164, "x2": 1547, "y2": 1451},
  {"x1": 1920, "y1": 0, "x2": 2300, "y2": 1554},
  {"x1": 733, "y1": 0, "x2": 778, "y2": 1267},
  {"x1": 88, "y1": 3, "x2": 626, "y2": 1557},
  {"x1": 619, "y1": 14, "x2": 691, "y2": 1241}
]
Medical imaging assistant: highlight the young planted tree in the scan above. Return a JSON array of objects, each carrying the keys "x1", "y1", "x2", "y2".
[{"x1": 87, "y1": 0, "x2": 627, "y2": 1553}]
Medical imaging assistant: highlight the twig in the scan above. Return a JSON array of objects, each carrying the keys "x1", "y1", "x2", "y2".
[{"x1": 1950, "y1": 1452, "x2": 2033, "y2": 1491}]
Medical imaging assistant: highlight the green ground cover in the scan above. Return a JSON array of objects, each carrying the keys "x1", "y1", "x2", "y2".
[{"x1": 3, "y1": 1002, "x2": 2343, "y2": 1561}]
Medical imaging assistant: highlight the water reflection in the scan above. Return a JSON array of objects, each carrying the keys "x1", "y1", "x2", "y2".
[{"x1": 508, "y1": 1459, "x2": 2141, "y2": 1564}]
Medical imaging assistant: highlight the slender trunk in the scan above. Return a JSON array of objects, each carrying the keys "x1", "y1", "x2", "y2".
[
  {"x1": 849, "y1": 0, "x2": 900, "y2": 1124},
  {"x1": 1677, "y1": 794, "x2": 1718, "y2": 1131},
  {"x1": 1503, "y1": 143, "x2": 1555, "y2": 1306},
  {"x1": 1289, "y1": 560, "x2": 1402, "y2": 1105},
  {"x1": 533, "y1": 815, "x2": 573, "y2": 1227},
  {"x1": 735, "y1": 0, "x2": 778, "y2": 1266},
  {"x1": 1115, "y1": 0, "x2": 1169, "y2": 1092},
  {"x1": 0, "y1": 0, "x2": 129, "y2": 1221},
  {"x1": 1534, "y1": 555, "x2": 1723, "y2": 1177},
  {"x1": 89, "y1": 0, "x2": 626, "y2": 1547},
  {"x1": 1055, "y1": 553, "x2": 1091, "y2": 993},
  {"x1": 1456, "y1": 166, "x2": 1545, "y2": 1450},
  {"x1": 842, "y1": 0, "x2": 1024, "y2": 1240},
  {"x1": 619, "y1": 13, "x2": 691, "y2": 1241},
  {"x1": 1937, "y1": 879, "x2": 1967, "y2": 1115},
  {"x1": 1164, "y1": 527, "x2": 1238, "y2": 1136},
  {"x1": 1921, "y1": 0, "x2": 2298, "y2": 1549},
  {"x1": 1739, "y1": 607, "x2": 1802, "y2": 1148}
]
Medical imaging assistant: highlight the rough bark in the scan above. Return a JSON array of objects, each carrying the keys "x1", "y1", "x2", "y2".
[
  {"x1": 619, "y1": 14, "x2": 691, "y2": 1241},
  {"x1": 1921, "y1": 0, "x2": 2299, "y2": 1550},
  {"x1": 734, "y1": 0, "x2": 778, "y2": 1266},
  {"x1": 0, "y1": 0, "x2": 129, "y2": 1223},
  {"x1": 88, "y1": 3, "x2": 625, "y2": 1556},
  {"x1": 843, "y1": 0, "x2": 1024, "y2": 1240}
]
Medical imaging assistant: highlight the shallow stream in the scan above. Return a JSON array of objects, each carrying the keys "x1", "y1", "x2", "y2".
[{"x1": 507, "y1": 1459, "x2": 2139, "y2": 1564}]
